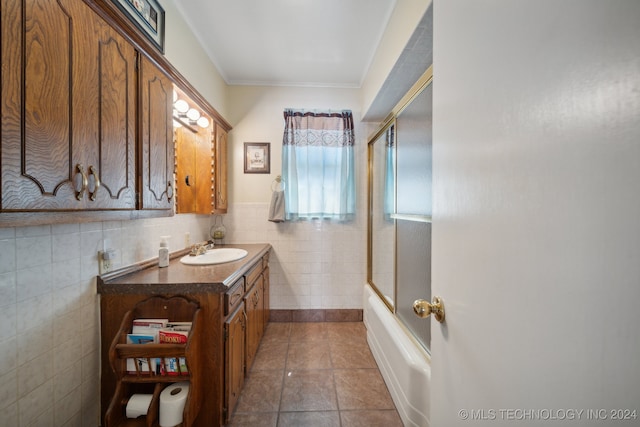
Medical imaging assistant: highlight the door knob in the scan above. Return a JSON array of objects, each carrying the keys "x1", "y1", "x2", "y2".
[{"x1": 413, "y1": 296, "x2": 445, "y2": 323}]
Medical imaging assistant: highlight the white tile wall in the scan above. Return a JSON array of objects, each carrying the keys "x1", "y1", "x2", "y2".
[
  {"x1": 222, "y1": 201, "x2": 367, "y2": 310},
  {"x1": 0, "y1": 214, "x2": 210, "y2": 427}
]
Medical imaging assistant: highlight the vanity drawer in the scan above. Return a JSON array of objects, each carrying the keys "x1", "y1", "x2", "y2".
[
  {"x1": 225, "y1": 277, "x2": 245, "y2": 315},
  {"x1": 244, "y1": 261, "x2": 262, "y2": 290}
]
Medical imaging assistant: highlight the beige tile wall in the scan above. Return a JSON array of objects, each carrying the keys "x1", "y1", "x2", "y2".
[{"x1": 0, "y1": 214, "x2": 210, "y2": 427}]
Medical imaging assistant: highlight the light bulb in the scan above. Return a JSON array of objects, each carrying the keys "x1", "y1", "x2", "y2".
[
  {"x1": 173, "y1": 120, "x2": 182, "y2": 128},
  {"x1": 196, "y1": 116, "x2": 210, "y2": 128},
  {"x1": 186, "y1": 108, "x2": 201, "y2": 121},
  {"x1": 175, "y1": 99, "x2": 189, "y2": 113}
]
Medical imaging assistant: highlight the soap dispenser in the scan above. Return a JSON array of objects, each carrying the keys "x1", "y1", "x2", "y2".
[{"x1": 159, "y1": 236, "x2": 170, "y2": 268}]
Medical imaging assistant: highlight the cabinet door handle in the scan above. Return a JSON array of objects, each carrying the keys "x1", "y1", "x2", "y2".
[
  {"x1": 241, "y1": 310, "x2": 247, "y2": 330},
  {"x1": 88, "y1": 165, "x2": 101, "y2": 201},
  {"x1": 74, "y1": 164, "x2": 88, "y2": 200},
  {"x1": 167, "y1": 181, "x2": 174, "y2": 202}
]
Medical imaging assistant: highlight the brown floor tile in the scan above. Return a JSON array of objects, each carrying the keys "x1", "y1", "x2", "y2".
[
  {"x1": 289, "y1": 322, "x2": 328, "y2": 342},
  {"x1": 231, "y1": 321, "x2": 401, "y2": 426},
  {"x1": 252, "y1": 340, "x2": 289, "y2": 371},
  {"x1": 334, "y1": 369, "x2": 395, "y2": 410},
  {"x1": 234, "y1": 370, "x2": 283, "y2": 413},
  {"x1": 227, "y1": 412, "x2": 278, "y2": 427},
  {"x1": 286, "y1": 341, "x2": 332, "y2": 370},
  {"x1": 340, "y1": 409, "x2": 403, "y2": 427},
  {"x1": 280, "y1": 370, "x2": 338, "y2": 412},
  {"x1": 277, "y1": 411, "x2": 341, "y2": 427},
  {"x1": 325, "y1": 322, "x2": 367, "y2": 343},
  {"x1": 262, "y1": 322, "x2": 292, "y2": 343},
  {"x1": 329, "y1": 340, "x2": 377, "y2": 369}
]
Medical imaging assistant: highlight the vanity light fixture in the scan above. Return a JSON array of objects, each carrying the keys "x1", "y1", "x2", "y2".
[
  {"x1": 174, "y1": 99, "x2": 189, "y2": 114},
  {"x1": 173, "y1": 95, "x2": 210, "y2": 129},
  {"x1": 186, "y1": 108, "x2": 201, "y2": 121},
  {"x1": 196, "y1": 116, "x2": 210, "y2": 128}
]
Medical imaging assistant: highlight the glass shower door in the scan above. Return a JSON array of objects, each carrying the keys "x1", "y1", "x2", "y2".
[{"x1": 395, "y1": 80, "x2": 433, "y2": 352}]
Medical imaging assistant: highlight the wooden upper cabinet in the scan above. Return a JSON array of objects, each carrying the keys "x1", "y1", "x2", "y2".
[
  {"x1": 174, "y1": 117, "x2": 227, "y2": 215},
  {"x1": 1, "y1": 0, "x2": 136, "y2": 211},
  {"x1": 139, "y1": 55, "x2": 174, "y2": 210}
]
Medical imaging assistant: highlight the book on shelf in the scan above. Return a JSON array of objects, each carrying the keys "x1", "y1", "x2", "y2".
[
  {"x1": 165, "y1": 321, "x2": 192, "y2": 332},
  {"x1": 158, "y1": 329, "x2": 189, "y2": 375},
  {"x1": 132, "y1": 318, "x2": 168, "y2": 328},
  {"x1": 126, "y1": 333, "x2": 158, "y2": 374}
]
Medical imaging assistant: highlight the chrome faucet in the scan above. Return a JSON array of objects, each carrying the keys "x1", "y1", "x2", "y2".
[{"x1": 189, "y1": 243, "x2": 209, "y2": 256}]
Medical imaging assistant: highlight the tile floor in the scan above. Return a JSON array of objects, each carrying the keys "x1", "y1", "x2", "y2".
[{"x1": 227, "y1": 322, "x2": 403, "y2": 426}]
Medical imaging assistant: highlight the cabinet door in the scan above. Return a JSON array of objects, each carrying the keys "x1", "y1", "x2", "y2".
[
  {"x1": 194, "y1": 124, "x2": 214, "y2": 214},
  {"x1": 214, "y1": 123, "x2": 228, "y2": 213},
  {"x1": 263, "y1": 266, "x2": 270, "y2": 329},
  {"x1": 225, "y1": 302, "x2": 245, "y2": 422},
  {"x1": 139, "y1": 55, "x2": 174, "y2": 210},
  {"x1": 1, "y1": 0, "x2": 136, "y2": 211},
  {"x1": 174, "y1": 127, "x2": 197, "y2": 213},
  {"x1": 244, "y1": 279, "x2": 263, "y2": 373},
  {"x1": 84, "y1": 14, "x2": 137, "y2": 209}
]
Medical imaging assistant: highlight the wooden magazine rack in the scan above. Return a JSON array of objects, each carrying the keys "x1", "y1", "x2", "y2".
[{"x1": 104, "y1": 296, "x2": 202, "y2": 427}]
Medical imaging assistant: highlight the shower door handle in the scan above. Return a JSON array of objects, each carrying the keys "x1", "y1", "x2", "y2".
[{"x1": 413, "y1": 296, "x2": 445, "y2": 323}]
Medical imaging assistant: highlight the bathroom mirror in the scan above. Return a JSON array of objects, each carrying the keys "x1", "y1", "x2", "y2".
[{"x1": 368, "y1": 121, "x2": 396, "y2": 310}]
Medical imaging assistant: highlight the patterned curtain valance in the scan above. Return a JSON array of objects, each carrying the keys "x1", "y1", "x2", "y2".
[{"x1": 283, "y1": 109, "x2": 354, "y2": 147}]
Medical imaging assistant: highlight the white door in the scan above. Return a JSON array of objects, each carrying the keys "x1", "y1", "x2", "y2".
[{"x1": 431, "y1": 1, "x2": 640, "y2": 426}]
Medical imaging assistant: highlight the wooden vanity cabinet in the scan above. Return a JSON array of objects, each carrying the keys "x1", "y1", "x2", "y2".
[
  {"x1": 244, "y1": 276, "x2": 264, "y2": 373},
  {"x1": 223, "y1": 252, "x2": 270, "y2": 422},
  {"x1": 224, "y1": 302, "x2": 245, "y2": 421},
  {"x1": 1, "y1": 0, "x2": 137, "y2": 211},
  {"x1": 100, "y1": 245, "x2": 271, "y2": 427}
]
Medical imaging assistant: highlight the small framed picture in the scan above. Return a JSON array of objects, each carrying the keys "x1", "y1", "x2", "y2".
[
  {"x1": 244, "y1": 143, "x2": 270, "y2": 174},
  {"x1": 112, "y1": 0, "x2": 165, "y2": 53}
]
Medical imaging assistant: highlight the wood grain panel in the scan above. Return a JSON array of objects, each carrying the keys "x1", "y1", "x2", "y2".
[{"x1": 140, "y1": 55, "x2": 173, "y2": 210}]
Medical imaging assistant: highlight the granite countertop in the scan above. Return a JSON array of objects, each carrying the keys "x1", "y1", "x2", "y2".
[{"x1": 97, "y1": 243, "x2": 271, "y2": 294}]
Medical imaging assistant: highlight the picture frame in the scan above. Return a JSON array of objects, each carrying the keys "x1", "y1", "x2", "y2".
[
  {"x1": 112, "y1": 0, "x2": 165, "y2": 53},
  {"x1": 244, "y1": 143, "x2": 271, "y2": 174}
]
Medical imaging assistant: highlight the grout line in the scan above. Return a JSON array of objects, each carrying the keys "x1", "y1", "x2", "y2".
[{"x1": 275, "y1": 322, "x2": 291, "y2": 426}]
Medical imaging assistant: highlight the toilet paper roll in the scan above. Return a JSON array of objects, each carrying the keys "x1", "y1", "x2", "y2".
[
  {"x1": 159, "y1": 381, "x2": 190, "y2": 427},
  {"x1": 125, "y1": 393, "x2": 153, "y2": 418}
]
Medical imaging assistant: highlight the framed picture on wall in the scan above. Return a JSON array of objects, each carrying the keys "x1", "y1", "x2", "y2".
[
  {"x1": 244, "y1": 143, "x2": 271, "y2": 174},
  {"x1": 112, "y1": 0, "x2": 165, "y2": 53}
]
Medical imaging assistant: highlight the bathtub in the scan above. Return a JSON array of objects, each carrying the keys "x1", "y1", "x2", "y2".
[{"x1": 363, "y1": 284, "x2": 431, "y2": 426}]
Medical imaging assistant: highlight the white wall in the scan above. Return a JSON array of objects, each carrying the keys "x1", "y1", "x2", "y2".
[
  {"x1": 163, "y1": 0, "x2": 229, "y2": 118},
  {"x1": 223, "y1": 85, "x2": 372, "y2": 309}
]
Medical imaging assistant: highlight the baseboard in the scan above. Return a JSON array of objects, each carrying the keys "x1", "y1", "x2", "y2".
[{"x1": 269, "y1": 309, "x2": 363, "y2": 322}]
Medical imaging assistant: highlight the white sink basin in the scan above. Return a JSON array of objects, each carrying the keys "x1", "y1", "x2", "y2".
[{"x1": 179, "y1": 248, "x2": 248, "y2": 265}]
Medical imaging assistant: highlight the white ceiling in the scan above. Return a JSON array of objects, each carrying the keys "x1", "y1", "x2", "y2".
[{"x1": 173, "y1": 0, "x2": 397, "y2": 88}]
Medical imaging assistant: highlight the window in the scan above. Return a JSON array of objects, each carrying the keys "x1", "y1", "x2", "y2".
[{"x1": 281, "y1": 109, "x2": 356, "y2": 221}]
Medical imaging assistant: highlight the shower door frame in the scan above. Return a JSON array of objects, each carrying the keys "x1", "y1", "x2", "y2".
[{"x1": 367, "y1": 65, "x2": 434, "y2": 353}]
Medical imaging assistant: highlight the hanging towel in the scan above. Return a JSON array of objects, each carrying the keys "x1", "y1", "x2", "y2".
[{"x1": 268, "y1": 190, "x2": 285, "y2": 222}]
